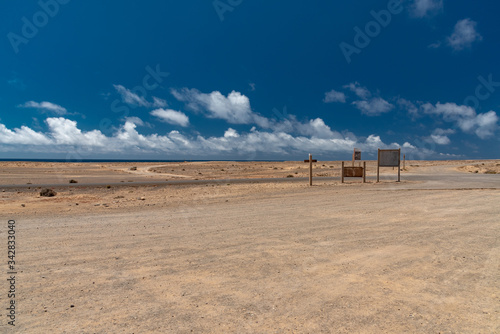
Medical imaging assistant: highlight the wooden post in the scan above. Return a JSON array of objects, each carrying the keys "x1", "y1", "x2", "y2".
[
  {"x1": 303, "y1": 154, "x2": 317, "y2": 186},
  {"x1": 403, "y1": 154, "x2": 406, "y2": 170},
  {"x1": 363, "y1": 161, "x2": 366, "y2": 183},
  {"x1": 352, "y1": 149, "x2": 355, "y2": 167},
  {"x1": 309, "y1": 153, "x2": 313, "y2": 186},
  {"x1": 397, "y1": 148, "x2": 401, "y2": 182},
  {"x1": 377, "y1": 149, "x2": 380, "y2": 183},
  {"x1": 341, "y1": 161, "x2": 344, "y2": 183}
]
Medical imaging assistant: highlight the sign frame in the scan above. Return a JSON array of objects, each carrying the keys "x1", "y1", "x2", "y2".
[
  {"x1": 377, "y1": 148, "x2": 401, "y2": 182},
  {"x1": 342, "y1": 161, "x2": 366, "y2": 183},
  {"x1": 353, "y1": 148, "x2": 361, "y2": 162}
]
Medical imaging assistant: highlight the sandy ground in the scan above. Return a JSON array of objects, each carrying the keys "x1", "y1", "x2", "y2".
[
  {"x1": 0, "y1": 159, "x2": 486, "y2": 186},
  {"x1": 0, "y1": 160, "x2": 499, "y2": 333},
  {"x1": 457, "y1": 161, "x2": 500, "y2": 174}
]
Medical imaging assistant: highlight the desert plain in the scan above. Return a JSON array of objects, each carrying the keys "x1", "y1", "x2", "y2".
[{"x1": 0, "y1": 159, "x2": 499, "y2": 333}]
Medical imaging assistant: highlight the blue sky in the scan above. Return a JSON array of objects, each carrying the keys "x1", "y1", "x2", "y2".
[{"x1": 0, "y1": 0, "x2": 499, "y2": 160}]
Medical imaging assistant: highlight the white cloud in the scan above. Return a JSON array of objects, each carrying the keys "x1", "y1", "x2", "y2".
[
  {"x1": 224, "y1": 128, "x2": 239, "y2": 138},
  {"x1": 46, "y1": 117, "x2": 107, "y2": 146},
  {"x1": 171, "y1": 88, "x2": 269, "y2": 127},
  {"x1": 152, "y1": 97, "x2": 168, "y2": 108},
  {"x1": 430, "y1": 135, "x2": 450, "y2": 145},
  {"x1": 433, "y1": 128, "x2": 455, "y2": 136},
  {"x1": 427, "y1": 41, "x2": 442, "y2": 49},
  {"x1": 447, "y1": 19, "x2": 482, "y2": 51},
  {"x1": 421, "y1": 103, "x2": 498, "y2": 139},
  {"x1": 114, "y1": 85, "x2": 150, "y2": 107},
  {"x1": 428, "y1": 128, "x2": 455, "y2": 145},
  {"x1": 403, "y1": 142, "x2": 416, "y2": 149},
  {"x1": 342, "y1": 82, "x2": 394, "y2": 116},
  {"x1": 0, "y1": 123, "x2": 52, "y2": 145},
  {"x1": 124, "y1": 116, "x2": 145, "y2": 126},
  {"x1": 19, "y1": 101, "x2": 67, "y2": 115},
  {"x1": 410, "y1": 0, "x2": 443, "y2": 18},
  {"x1": 171, "y1": 88, "x2": 355, "y2": 140},
  {"x1": 352, "y1": 98, "x2": 394, "y2": 116},
  {"x1": 171, "y1": 87, "x2": 362, "y2": 139},
  {"x1": 0, "y1": 117, "x2": 425, "y2": 158},
  {"x1": 343, "y1": 82, "x2": 371, "y2": 99},
  {"x1": 151, "y1": 109, "x2": 190, "y2": 127},
  {"x1": 264, "y1": 114, "x2": 344, "y2": 140},
  {"x1": 398, "y1": 98, "x2": 419, "y2": 116},
  {"x1": 467, "y1": 110, "x2": 498, "y2": 139},
  {"x1": 114, "y1": 85, "x2": 168, "y2": 108},
  {"x1": 295, "y1": 118, "x2": 343, "y2": 139},
  {"x1": 324, "y1": 90, "x2": 346, "y2": 103},
  {"x1": 422, "y1": 102, "x2": 476, "y2": 121}
]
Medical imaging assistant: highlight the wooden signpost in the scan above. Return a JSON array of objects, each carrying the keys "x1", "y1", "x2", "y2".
[
  {"x1": 377, "y1": 148, "x2": 401, "y2": 182},
  {"x1": 303, "y1": 153, "x2": 317, "y2": 186},
  {"x1": 342, "y1": 148, "x2": 366, "y2": 183},
  {"x1": 352, "y1": 148, "x2": 361, "y2": 166},
  {"x1": 342, "y1": 161, "x2": 366, "y2": 183}
]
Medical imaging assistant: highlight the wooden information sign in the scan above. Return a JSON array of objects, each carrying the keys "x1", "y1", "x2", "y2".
[
  {"x1": 342, "y1": 161, "x2": 366, "y2": 183},
  {"x1": 377, "y1": 148, "x2": 401, "y2": 182}
]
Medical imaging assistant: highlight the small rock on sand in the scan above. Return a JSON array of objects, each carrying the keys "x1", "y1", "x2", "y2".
[{"x1": 40, "y1": 189, "x2": 57, "y2": 197}]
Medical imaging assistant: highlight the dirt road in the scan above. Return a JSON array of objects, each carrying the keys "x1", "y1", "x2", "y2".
[{"x1": 0, "y1": 161, "x2": 498, "y2": 333}]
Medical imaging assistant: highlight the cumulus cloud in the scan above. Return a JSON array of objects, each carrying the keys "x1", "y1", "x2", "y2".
[
  {"x1": 264, "y1": 114, "x2": 344, "y2": 140},
  {"x1": 46, "y1": 117, "x2": 108, "y2": 146},
  {"x1": 171, "y1": 88, "x2": 270, "y2": 128},
  {"x1": 224, "y1": 128, "x2": 239, "y2": 138},
  {"x1": 114, "y1": 85, "x2": 150, "y2": 107},
  {"x1": 428, "y1": 128, "x2": 455, "y2": 145},
  {"x1": 324, "y1": 89, "x2": 346, "y2": 103},
  {"x1": 294, "y1": 118, "x2": 342, "y2": 139},
  {"x1": 463, "y1": 110, "x2": 498, "y2": 139},
  {"x1": 152, "y1": 97, "x2": 168, "y2": 108},
  {"x1": 170, "y1": 88, "x2": 354, "y2": 140},
  {"x1": 421, "y1": 102, "x2": 476, "y2": 120},
  {"x1": 447, "y1": 19, "x2": 482, "y2": 51},
  {"x1": 410, "y1": 0, "x2": 443, "y2": 18},
  {"x1": 422, "y1": 102, "x2": 498, "y2": 139},
  {"x1": 151, "y1": 109, "x2": 190, "y2": 127},
  {"x1": 0, "y1": 117, "x2": 422, "y2": 158},
  {"x1": 427, "y1": 41, "x2": 442, "y2": 49},
  {"x1": 398, "y1": 98, "x2": 419, "y2": 116},
  {"x1": 0, "y1": 123, "x2": 52, "y2": 145},
  {"x1": 343, "y1": 82, "x2": 371, "y2": 99},
  {"x1": 352, "y1": 98, "x2": 394, "y2": 116},
  {"x1": 124, "y1": 116, "x2": 145, "y2": 126},
  {"x1": 113, "y1": 85, "x2": 167, "y2": 108},
  {"x1": 18, "y1": 101, "x2": 67, "y2": 115},
  {"x1": 340, "y1": 82, "x2": 395, "y2": 116}
]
